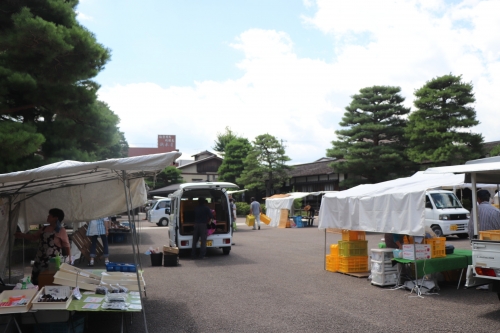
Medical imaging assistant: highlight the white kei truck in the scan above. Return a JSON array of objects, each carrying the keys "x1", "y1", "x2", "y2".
[
  {"x1": 425, "y1": 190, "x2": 470, "y2": 238},
  {"x1": 147, "y1": 198, "x2": 171, "y2": 226},
  {"x1": 168, "y1": 182, "x2": 237, "y2": 255},
  {"x1": 426, "y1": 156, "x2": 500, "y2": 299}
]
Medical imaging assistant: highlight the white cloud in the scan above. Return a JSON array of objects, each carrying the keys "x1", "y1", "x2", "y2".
[
  {"x1": 76, "y1": 11, "x2": 93, "y2": 21},
  {"x1": 100, "y1": 29, "x2": 339, "y2": 164},
  {"x1": 99, "y1": 0, "x2": 500, "y2": 165}
]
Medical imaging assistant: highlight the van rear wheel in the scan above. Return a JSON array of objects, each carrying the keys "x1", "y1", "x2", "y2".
[
  {"x1": 222, "y1": 247, "x2": 231, "y2": 255},
  {"x1": 431, "y1": 226, "x2": 443, "y2": 237},
  {"x1": 157, "y1": 218, "x2": 169, "y2": 227}
]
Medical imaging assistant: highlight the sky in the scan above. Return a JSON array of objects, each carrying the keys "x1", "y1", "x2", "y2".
[{"x1": 76, "y1": 0, "x2": 500, "y2": 164}]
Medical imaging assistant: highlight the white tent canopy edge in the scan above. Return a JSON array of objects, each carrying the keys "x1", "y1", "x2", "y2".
[
  {"x1": 265, "y1": 191, "x2": 337, "y2": 228},
  {"x1": 317, "y1": 171, "x2": 497, "y2": 236}
]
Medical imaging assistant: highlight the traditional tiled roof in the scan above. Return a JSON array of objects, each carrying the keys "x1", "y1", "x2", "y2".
[{"x1": 288, "y1": 158, "x2": 339, "y2": 177}]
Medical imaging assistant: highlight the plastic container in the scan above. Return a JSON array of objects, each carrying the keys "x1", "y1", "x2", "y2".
[
  {"x1": 330, "y1": 244, "x2": 339, "y2": 256},
  {"x1": 164, "y1": 253, "x2": 179, "y2": 267},
  {"x1": 293, "y1": 216, "x2": 303, "y2": 228},
  {"x1": 371, "y1": 248, "x2": 394, "y2": 261},
  {"x1": 325, "y1": 255, "x2": 339, "y2": 272},
  {"x1": 479, "y1": 230, "x2": 500, "y2": 241},
  {"x1": 393, "y1": 249, "x2": 403, "y2": 259},
  {"x1": 370, "y1": 259, "x2": 397, "y2": 274},
  {"x1": 371, "y1": 271, "x2": 398, "y2": 286},
  {"x1": 260, "y1": 213, "x2": 271, "y2": 225},
  {"x1": 338, "y1": 241, "x2": 368, "y2": 257},
  {"x1": 341, "y1": 230, "x2": 366, "y2": 241},
  {"x1": 338, "y1": 256, "x2": 369, "y2": 273},
  {"x1": 150, "y1": 253, "x2": 163, "y2": 267},
  {"x1": 424, "y1": 237, "x2": 446, "y2": 258},
  {"x1": 105, "y1": 262, "x2": 117, "y2": 272},
  {"x1": 245, "y1": 215, "x2": 255, "y2": 227}
]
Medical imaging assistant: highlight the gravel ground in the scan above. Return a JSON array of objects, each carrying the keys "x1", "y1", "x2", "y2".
[{"x1": 11, "y1": 216, "x2": 500, "y2": 332}]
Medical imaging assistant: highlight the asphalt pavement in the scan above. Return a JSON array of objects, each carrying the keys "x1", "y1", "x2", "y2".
[{"x1": 22, "y1": 216, "x2": 500, "y2": 332}]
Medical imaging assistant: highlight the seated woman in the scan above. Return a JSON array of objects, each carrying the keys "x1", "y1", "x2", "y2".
[{"x1": 15, "y1": 208, "x2": 71, "y2": 285}]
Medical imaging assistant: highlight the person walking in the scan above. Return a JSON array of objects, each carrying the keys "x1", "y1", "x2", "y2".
[
  {"x1": 86, "y1": 217, "x2": 110, "y2": 266},
  {"x1": 249, "y1": 197, "x2": 262, "y2": 230},
  {"x1": 192, "y1": 198, "x2": 212, "y2": 259}
]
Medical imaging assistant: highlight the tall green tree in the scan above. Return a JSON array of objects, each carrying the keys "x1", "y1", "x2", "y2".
[
  {"x1": 405, "y1": 74, "x2": 483, "y2": 165},
  {"x1": 0, "y1": 0, "x2": 120, "y2": 172},
  {"x1": 238, "y1": 134, "x2": 292, "y2": 197},
  {"x1": 212, "y1": 126, "x2": 239, "y2": 155},
  {"x1": 327, "y1": 86, "x2": 414, "y2": 188},
  {"x1": 218, "y1": 137, "x2": 252, "y2": 185},
  {"x1": 149, "y1": 166, "x2": 183, "y2": 189}
]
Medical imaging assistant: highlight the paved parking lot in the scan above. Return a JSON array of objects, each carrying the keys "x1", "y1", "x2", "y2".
[{"x1": 11, "y1": 216, "x2": 500, "y2": 332}]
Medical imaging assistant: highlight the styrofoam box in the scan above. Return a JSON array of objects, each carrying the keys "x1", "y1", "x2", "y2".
[
  {"x1": 371, "y1": 259, "x2": 397, "y2": 274},
  {"x1": 0, "y1": 289, "x2": 37, "y2": 314},
  {"x1": 371, "y1": 271, "x2": 398, "y2": 286},
  {"x1": 371, "y1": 248, "x2": 394, "y2": 262},
  {"x1": 402, "y1": 244, "x2": 431, "y2": 260},
  {"x1": 32, "y1": 286, "x2": 72, "y2": 310}
]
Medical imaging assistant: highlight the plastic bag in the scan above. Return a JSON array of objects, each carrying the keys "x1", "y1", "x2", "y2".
[
  {"x1": 95, "y1": 286, "x2": 108, "y2": 295},
  {"x1": 101, "y1": 302, "x2": 129, "y2": 310}
]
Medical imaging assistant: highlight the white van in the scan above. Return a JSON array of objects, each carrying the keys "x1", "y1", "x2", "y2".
[
  {"x1": 425, "y1": 190, "x2": 470, "y2": 238},
  {"x1": 147, "y1": 198, "x2": 171, "y2": 226},
  {"x1": 168, "y1": 182, "x2": 236, "y2": 255}
]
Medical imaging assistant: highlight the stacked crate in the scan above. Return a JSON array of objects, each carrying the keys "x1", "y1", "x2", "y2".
[
  {"x1": 370, "y1": 248, "x2": 398, "y2": 286},
  {"x1": 424, "y1": 237, "x2": 446, "y2": 258},
  {"x1": 325, "y1": 244, "x2": 339, "y2": 272},
  {"x1": 338, "y1": 230, "x2": 369, "y2": 273}
]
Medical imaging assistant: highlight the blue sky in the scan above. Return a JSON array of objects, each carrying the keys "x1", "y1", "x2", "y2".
[{"x1": 77, "y1": 0, "x2": 500, "y2": 164}]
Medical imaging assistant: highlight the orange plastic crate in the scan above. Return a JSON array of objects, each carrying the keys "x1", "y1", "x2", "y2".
[
  {"x1": 339, "y1": 256, "x2": 369, "y2": 273},
  {"x1": 338, "y1": 241, "x2": 368, "y2": 257},
  {"x1": 424, "y1": 237, "x2": 446, "y2": 258},
  {"x1": 330, "y1": 244, "x2": 339, "y2": 256},
  {"x1": 479, "y1": 230, "x2": 500, "y2": 241},
  {"x1": 325, "y1": 255, "x2": 339, "y2": 272},
  {"x1": 341, "y1": 230, "x2": 366, "y2": 241}
]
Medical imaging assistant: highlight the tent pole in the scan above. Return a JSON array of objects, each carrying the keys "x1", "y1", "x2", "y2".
[
  {"x1": 122, "y1": 171, "x2": 149, "y2": 333},
  {"x1": 324, "y1": 228, "x2": 326, "y2": 271},
  {"x1": 8, "y1": 197, "x2": 12, "y2": 283},
  {"x1": 127, "y1": 183, "x2": 143, "y2": 271}
]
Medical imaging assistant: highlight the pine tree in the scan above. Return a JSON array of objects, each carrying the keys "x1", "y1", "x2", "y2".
[
  {"x1": 327, "y1": 86, "x2": 414, "y2": 187},
  {"x1": 218, "y1": 138, "x2": 252, "y2": 185},
  {"x1": 405, "y1": 74, "x2": 483, "y2": 165}
]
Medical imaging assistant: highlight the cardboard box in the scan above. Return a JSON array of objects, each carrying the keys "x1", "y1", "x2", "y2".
[
  {"x1": 32, "y1": 286, "x2": 72, "y2": 310},
  {"x1": 402, "y1": 244, "x2": 431, "y2": 260},
  {"x1": 163, "y1": 246, "x2": 179, "y2": 255},
  {"x1": 0, "y1": 289, "x2": 37, "y2": 314}
]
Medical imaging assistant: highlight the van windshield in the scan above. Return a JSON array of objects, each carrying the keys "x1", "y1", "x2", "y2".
[{"x1": 429, "y1": 193, "x2": 463, "y2": 209}]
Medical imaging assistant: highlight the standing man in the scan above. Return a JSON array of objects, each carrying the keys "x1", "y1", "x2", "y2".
[
  {"x1": 249, "y1": 197, "x2": 262, "y2": 230},
  {"x1": 192, "y1": 198, "x2": 212, "y2": 259},
  {"x1": 230, "y1": 198, "x2": 237, "y2": 245},
  {"x1": 469, "y1": 190, "x2": 500, "y2": 239}
]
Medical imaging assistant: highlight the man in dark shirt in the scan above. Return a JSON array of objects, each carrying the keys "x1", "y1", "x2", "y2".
[{"x1": 192, "y1": 198, "x2": 212, "y2": 259}]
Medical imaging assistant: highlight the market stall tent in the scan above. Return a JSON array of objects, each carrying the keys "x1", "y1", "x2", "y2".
[
  {"x1": 0, "y1": 151, "x2": 181, "y2": 333},
  {"x1": 265, "y1": 192, "x2": 336, "y2": 228},
  {"x1": 317, "y1": 171, "x2": 497, "y2": 236}
]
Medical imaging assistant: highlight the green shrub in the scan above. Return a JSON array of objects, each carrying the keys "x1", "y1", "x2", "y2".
[{"x1": 236, "y1": 202, "x2": 250, "y2": 216}]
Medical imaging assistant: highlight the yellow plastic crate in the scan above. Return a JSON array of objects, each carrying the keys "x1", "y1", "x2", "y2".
[
  {"x1": 330, "y1": 244, "x2": 339, "y2": 256},
  {"x1": 338, "y1": 241, "x2": 368, "y2": 257},
  {"x1": 479, "y1": 230, "x2": 500, "y2": 241},
  {"x1": 341, "y1": 230, "x2": 366, "y2": 241},
  {"x1": 326, "y1": 255, "x2": 339, "y2": 272},
  {"x1": 338, "y1": 256, "x2": 369, "y2": 273},
  {"x1": 403, "y1": 235, "x2": 414, "y2": 244},
  {"x1": 424, "y1": 237, "x2": 446, "y2": 258}
]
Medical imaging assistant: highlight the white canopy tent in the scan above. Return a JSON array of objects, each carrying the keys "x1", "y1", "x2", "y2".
[
  {"x1": 265, "y1": 192, "x2": 336, "y2": 228},
  {"x1": 317, "y1": 171, "x2": 498, "y2": 236},
  {"x1": 0, "y1": 151, "x2": 181, "y2": 333}
]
